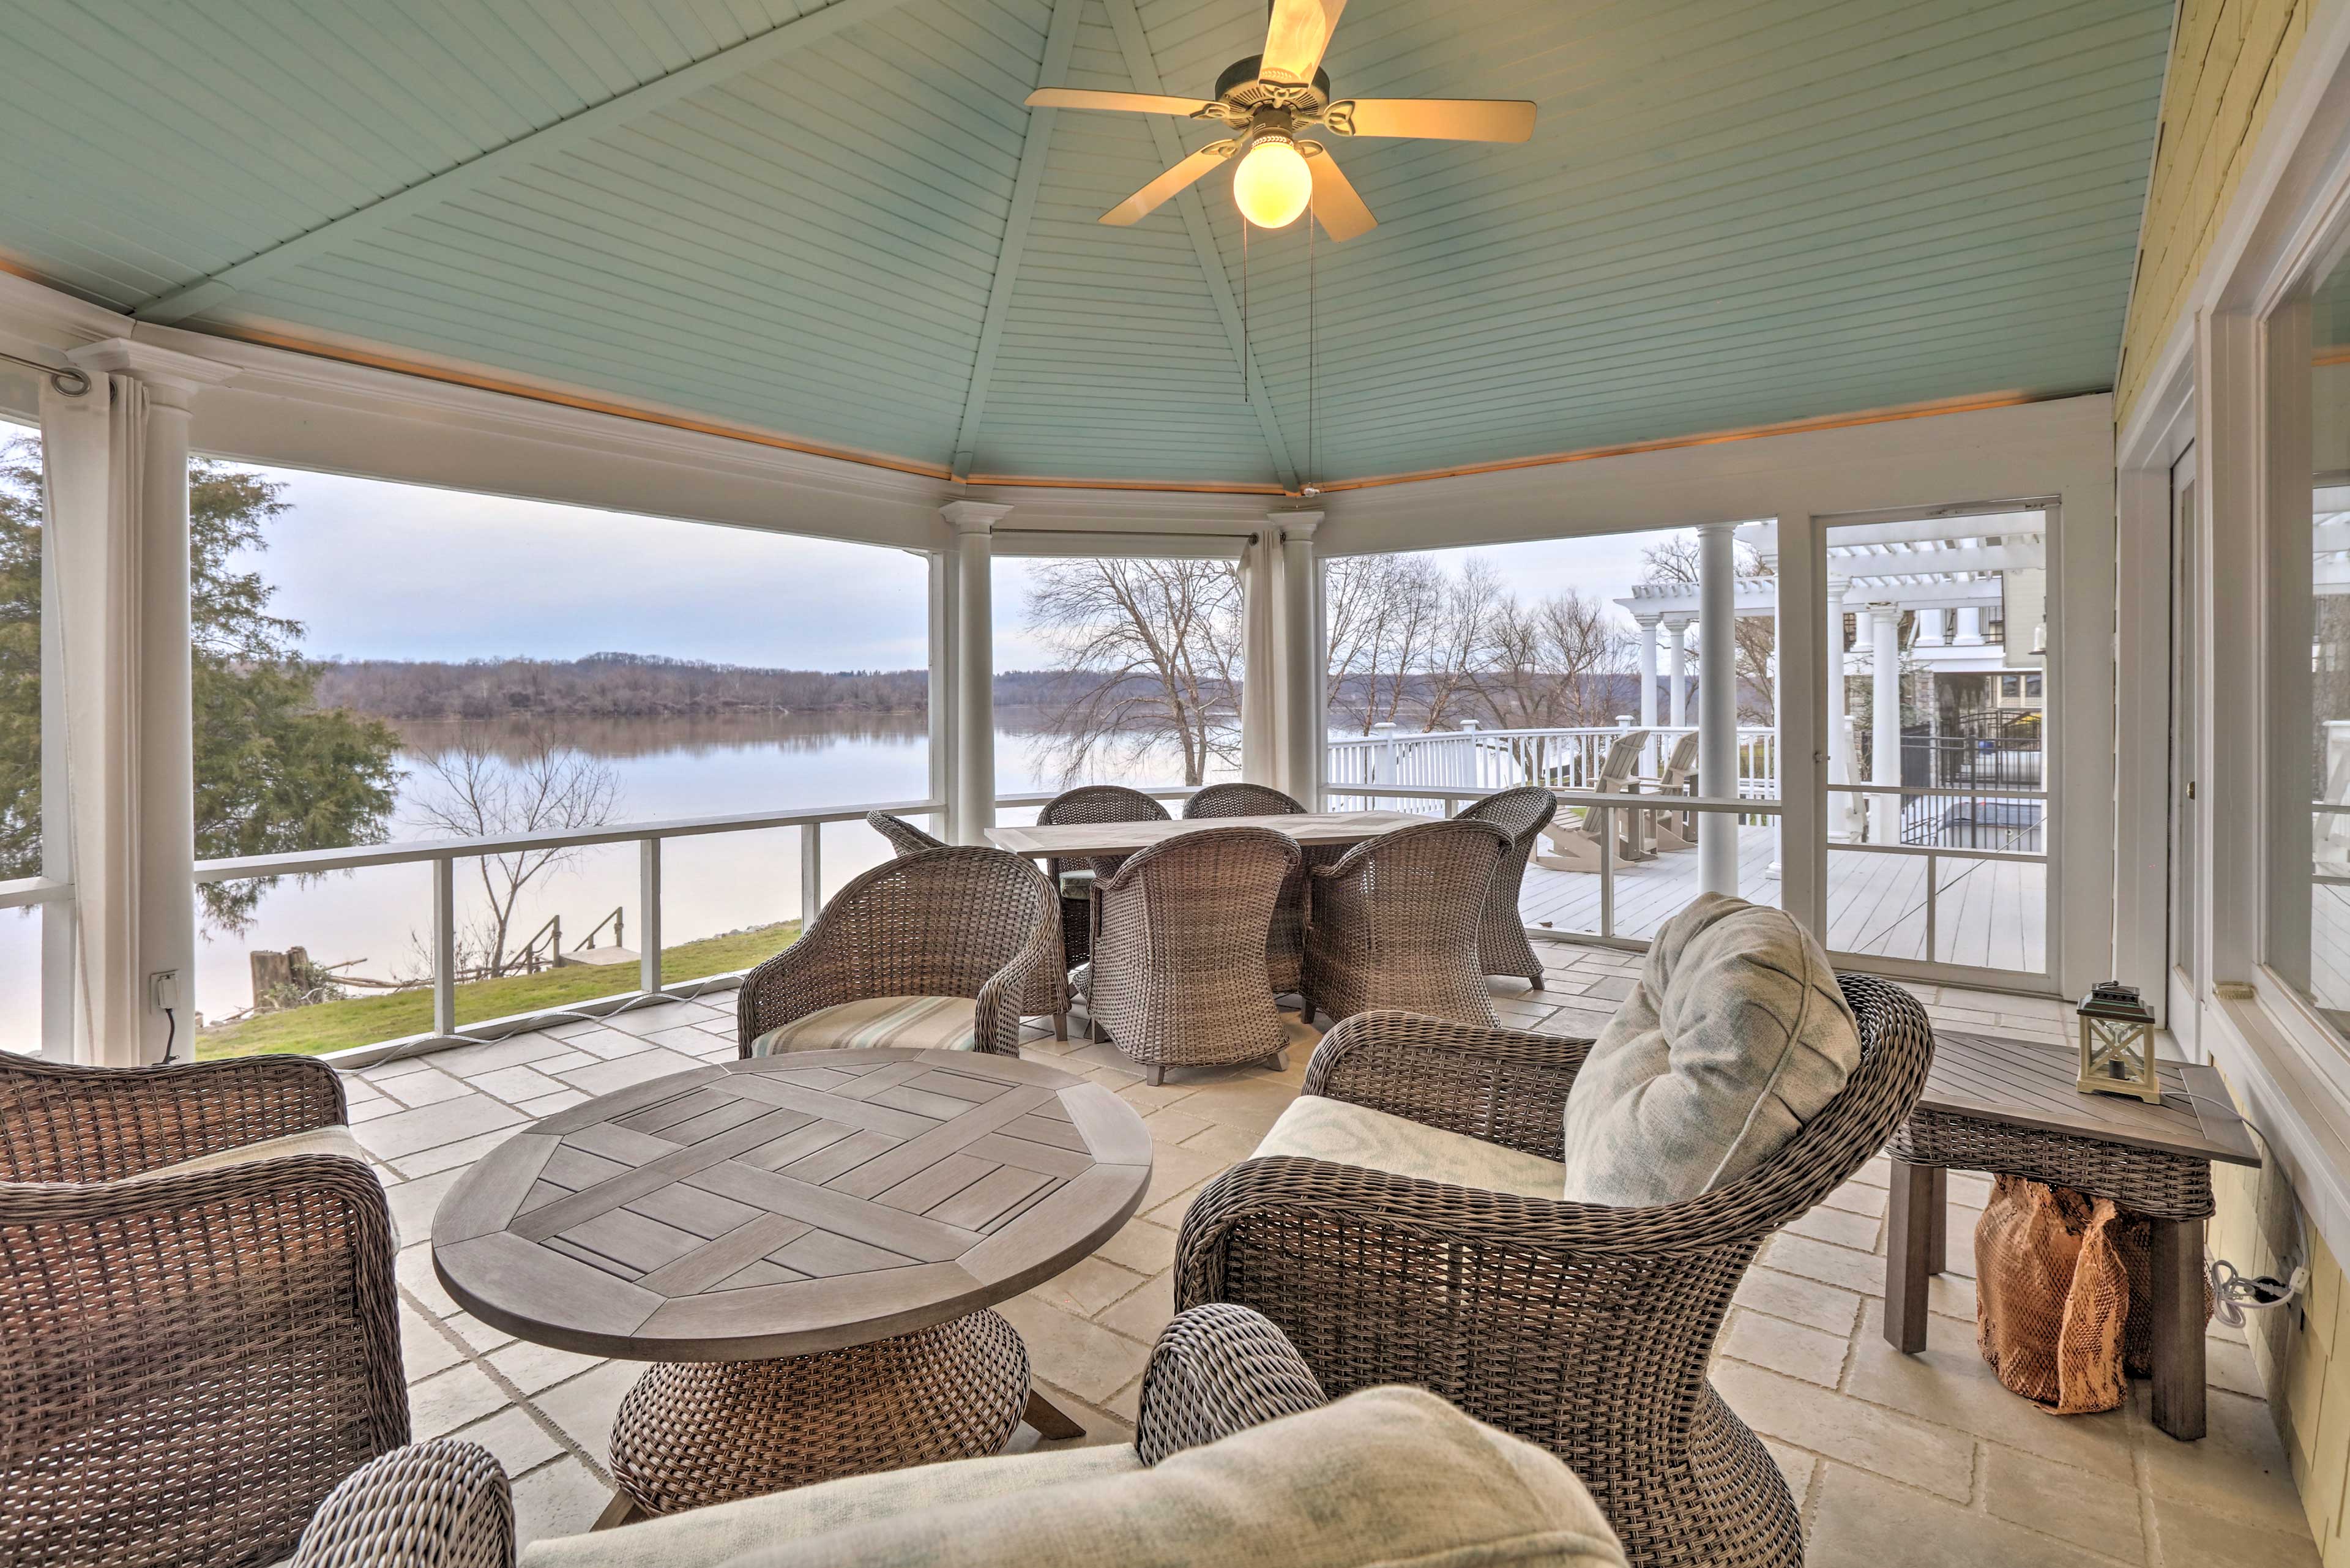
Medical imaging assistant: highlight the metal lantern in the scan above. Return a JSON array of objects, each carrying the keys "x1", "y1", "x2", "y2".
[{"x1": 2076, "y1": 982, "x2": 2161, "y2": 1102}]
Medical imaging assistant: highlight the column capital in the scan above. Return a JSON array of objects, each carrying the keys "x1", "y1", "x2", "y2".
[
  {"x1": 1661, "y1": 613, "x2": 1692, "y2": 631},
  {"x1": 939, "y1": 499, "x2": 1013, "y2": 534},
  {"x1": 1633, "y1": 612, "x2": 1662, "y2": 629},
  {"x1": 1268, "y1": 509, "x2": 1322, "y2": 541},
  {"x1": 67, "y1": 337, "x2": 240, "y2": 409},
  {"x1": 1697, "y1": 519, "x2": 1740, "y2": 537}
]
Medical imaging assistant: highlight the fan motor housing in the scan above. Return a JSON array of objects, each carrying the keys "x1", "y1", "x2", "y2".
[{"x1": 1215, "y1": 54, "x2": 1331, "y2": 114}]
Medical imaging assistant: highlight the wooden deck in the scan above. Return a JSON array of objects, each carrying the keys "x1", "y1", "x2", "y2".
[{"x1": 1517, "y1": 821, "x2": 2049, "y2": 977}]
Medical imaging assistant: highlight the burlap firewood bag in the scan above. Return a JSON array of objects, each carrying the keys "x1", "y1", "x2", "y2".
[{"x1": 1973, "y1": 1174, "x2": 2132, "y2": 1414}]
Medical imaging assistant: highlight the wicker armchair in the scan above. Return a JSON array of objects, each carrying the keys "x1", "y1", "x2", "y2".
[
  {"x1": 1302, "y1": 818, "x2": 1512, "y2": 1028},
  {"x1": 1037, "y1": 785, "x2": 1171, "y2": 969},
  {"x1": 291, "y1": 1305, "x2": 1327, "y2": 1568},
  {"x1": 868, "y1": 810, "x2": 1069, "y2": 1040},
  {"x1": 737, "y1": 845, "x2": 1059, "y2": 1057},
  {"x1": 1174, "y1": 975, "x2": 1935, "y2": 1568},
  {"x1": 1076, "y1": 826, "x2": 1301, "y2": 1086},
  {"x1": 0, "y1": 1053, "x2": 408, "y2": 1568},
  {"x1": 1182, "y1": 782, "x2": 1309, "y2": 995},
  {"x1": 1456, "y1": 786, "x2": 1558, "y2": 991},
  {"x1": 865, "y1": 808, "x2": 946, "y2": 855}
]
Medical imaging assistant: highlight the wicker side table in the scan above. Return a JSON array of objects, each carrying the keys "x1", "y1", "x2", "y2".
[
  {"x1": 432, "y1": 1047, "x2": 1151, "y2": 1520},
  {"x1": 1883, "y1": 1030, "x2": 2258, "y2": 1441}
]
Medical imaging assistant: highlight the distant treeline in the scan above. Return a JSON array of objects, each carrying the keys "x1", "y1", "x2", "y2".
[{"x1": 311, "y1": 654, "x2": 1149, "y2": 721}]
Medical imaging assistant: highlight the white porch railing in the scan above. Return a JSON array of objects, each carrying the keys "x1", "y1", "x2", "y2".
[{"x1": 1326, "y1": 723, "x2": 1779, "y2": 811}]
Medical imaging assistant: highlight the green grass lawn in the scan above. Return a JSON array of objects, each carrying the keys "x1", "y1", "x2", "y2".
[{"x1": 195, "y1": 920, "x2": 800, "y2": 1059}]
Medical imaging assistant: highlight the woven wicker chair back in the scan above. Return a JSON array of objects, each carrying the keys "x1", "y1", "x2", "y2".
[
  {"x1": 1457, "y1": 787, "x2": 1559, "y2": 987},
  {"x1": 1087, "y1": 827, "x2": 1301, "y2": 1070},
  {"x1": 1308, "y1": 819, "x2": 1513, "y2": 1026},
  {"x1": 865, "y1": 809, "x2": 947, "y2": 858},
  {"x1": 1037, "y1": 784, "x2": 1173, "y2": 883},
  {"x1": 736, "y1": 846, "x2": 1058, "y2": 1051},
  {"x1": 1183, "y1": 783, "x2": 1306, "y2": 819}
]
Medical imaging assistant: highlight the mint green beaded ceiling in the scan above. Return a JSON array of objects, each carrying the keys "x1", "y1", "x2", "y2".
[{"x1": 0, "y1": 0, "x2": 2169, "y2": 487}]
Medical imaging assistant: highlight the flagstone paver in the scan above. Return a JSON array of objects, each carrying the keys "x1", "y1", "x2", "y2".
[{"x1": 319, "y1": 946, "x2": 2316, "y2": 1562}]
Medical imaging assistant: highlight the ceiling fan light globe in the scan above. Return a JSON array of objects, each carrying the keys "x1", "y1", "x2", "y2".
[{"x1": 1233, "y1": 137, "x2": 1312, "y2": 228}]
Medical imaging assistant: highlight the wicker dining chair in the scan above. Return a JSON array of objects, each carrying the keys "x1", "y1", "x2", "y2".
[
  {"x1": 1075, "y1": 826, "x2": 1301, "y2": 1086},
  {"x1": 1455, "y1": 786, "x2": 1558, "y2": 992},
  {"x1": 1302, "y1": 818, "x2": 1513, "y2": 1028},
  {"x1": 1174, "y1": 974, "x2": 1934, "y2": 1568},
  {"x1": 737, "y1": 845, "x2": 1059, "y2": 1057},
  {"x1": 1037, "y1": 785, "x2": 1171, "y2": 970},
  {"x1": 0, "y1": 1052, "x2": 408, "y2": 1568},
  {"x1": 867, "y1": 810, "x2": 1069, "y2": 1040},
  {"x1": 1182, "y1": 783, "x2": 1309, "y2": 995}
]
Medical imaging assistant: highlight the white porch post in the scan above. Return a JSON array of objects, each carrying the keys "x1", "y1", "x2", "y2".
[
  {"x1": 927, "y1": 549, "x2": 956, "y2": 838},
  {"x1": 1869, "y1": 600, "x2": 1901, "y2": 843},
  {"x1": 1239, "y1": 531, "x2": 1279, "y2": 784},
  {"x1": 1272, "y1": 512, "x2": 1326, "y2": 806},
  {"x1": 1915, "y1": 607, "x2": 1947, "y2": 646},
  {"x1": 62, "y1": 339, "x2": 236, "y2": 1064},
  {"x1": 1665, "y1": 615, "x2": 1690, "y2": 729},
  {"x1": 942, "y1": 501, "x2": 1009, "y2": 843},
  {"x1": 1697, "y1": 523, "x2": 1738, "y2": 894},
  {"x1": 1635, "y1": 613, "x2": 1660, "y2": 772},
  {"x1": 1953, "y1": 547, "x2": 1985, "y2": 646},
  {"x1": 1826, "y1": 576, "x2": 1855, "y2": 842}
]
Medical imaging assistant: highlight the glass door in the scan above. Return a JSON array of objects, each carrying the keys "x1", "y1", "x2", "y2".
[{"x1": 2167, "y1": 448, "x2": 2200, "y2": 1042}]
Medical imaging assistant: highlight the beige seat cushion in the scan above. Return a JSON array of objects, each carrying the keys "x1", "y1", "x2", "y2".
[
  {"x1": 1560, "y1": 892, "x2": 1859, "y2": 1207},
  {"x1": 1256, "y1": 1094, "x2": 1567, "y2": 1200},
  {"x1": 130, "y1": 1124, "x2": 392, "y2": 1241},
  {"x1": 526, "y1": 1386, "x2": 1626, "y2": 1568},
  {"x1": 749, "y1": 995, "x2": 976, "y2": 1056}
]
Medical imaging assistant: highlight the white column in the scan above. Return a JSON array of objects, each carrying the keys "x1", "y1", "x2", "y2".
[
  {"x1": 1636, "y1": 615, "x2": 1660, "y2": 728},
  {"x1": 927, "y1": 550, "x2": 956, "y2": 837},
  {"x1": 64, "y1": 338, "x2": 237, "y2": 1064},
  {"x1": 1954, "y1": 605, "x2": 1984, "y2": 646},
  {"x1": 1870, "y1": 601, "x2": 1901, "y2": 843},
  {"x1": 1698, "y1": 524, "x2": 1739, "y2": 894},
  {"x1": 942, "y1": 501, "x2": 1010, "y2": 843},
  {"x1": 1239, "y1": 532, "x2": 1279, "y2": 783},
  {"x1": 1826, "y1": 577, "x2": 1855, "y2": 842},
  {"x1": 1273, "y1": 513, "x2": 1326, "y2": 805},
  {"x1": 1665, "y1": 616, "x2": 1690, "y2": 729}
]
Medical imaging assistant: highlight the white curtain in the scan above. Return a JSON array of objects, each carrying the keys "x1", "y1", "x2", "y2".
[{"x1": 39, "y1": 371, "x2": 146, "y2": 1065}]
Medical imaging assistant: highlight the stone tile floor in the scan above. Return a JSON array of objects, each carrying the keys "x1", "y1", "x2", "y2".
[{"x1": 341, "y1": 944, "x2": 2317, "y2": 1566}]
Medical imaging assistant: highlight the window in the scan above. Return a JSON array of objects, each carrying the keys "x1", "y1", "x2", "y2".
[
  {"x1": 2001, "y1": 675, "x2": 2021, "y2": 699},
  {"x1": 0, "y1": 416, "x2": 55, "y2": 1055},
  {"x1": 185, "y1": 461, "x2": 930, "y2": 1058}
]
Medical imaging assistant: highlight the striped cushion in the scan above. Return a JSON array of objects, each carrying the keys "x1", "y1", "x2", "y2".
[{"x1": 751, "y1": 995, "x2": 979, "y2": 1056}]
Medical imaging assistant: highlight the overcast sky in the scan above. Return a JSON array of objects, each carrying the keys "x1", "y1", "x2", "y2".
[{"x1": 10, "y1": 433, "x2": 1701, "y2": 670}]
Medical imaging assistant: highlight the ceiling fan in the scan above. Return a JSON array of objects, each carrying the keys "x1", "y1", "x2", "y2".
[{"x1": 1025, "y1": 0, "x2": 1535, "y2": 241}]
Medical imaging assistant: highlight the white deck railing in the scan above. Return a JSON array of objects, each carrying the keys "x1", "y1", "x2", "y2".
[{"x1": 1326, "y1": 723, "x2": 1779, "y2": 810}]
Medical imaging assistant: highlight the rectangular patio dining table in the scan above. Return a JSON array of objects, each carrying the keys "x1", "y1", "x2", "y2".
[{"x1": 987, "y1": 809, "x2": 1425, "y2": 861}]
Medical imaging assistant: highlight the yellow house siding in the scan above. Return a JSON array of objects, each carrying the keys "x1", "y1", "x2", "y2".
[
  {"x1": 2210, "y1": 1124, "x2": 2350, "y2": 1561},
  {"x1": 2116, "y1": 0, "x2": 2313, "y2": 422}
]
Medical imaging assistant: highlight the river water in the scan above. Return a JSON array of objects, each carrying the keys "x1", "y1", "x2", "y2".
[{"x1": 0, "y1": 712, "x2": 1226, "y2": 1049}]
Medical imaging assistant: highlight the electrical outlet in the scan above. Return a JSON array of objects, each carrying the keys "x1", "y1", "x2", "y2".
[{"x1": 149, "y1": 970, "x2": 179, "y2": 1012}]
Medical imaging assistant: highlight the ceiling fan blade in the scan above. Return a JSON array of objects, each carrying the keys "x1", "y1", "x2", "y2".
[
  {"x1": 1306, "y1": 147, "x2": 1376, "y2": 241},
  {"x1": 1026, "y1": 88, "x2": 1220, "y2": 118},
  {"x1": 1261, "y1": 0, "x2": 1346, "y2": 86},
  {"x1": 1324, "y1": 98, "x2": 1537, "y2": 143},
  {"x1": 1101, "y1": 143, "x2": 1239, "y2": 226}
]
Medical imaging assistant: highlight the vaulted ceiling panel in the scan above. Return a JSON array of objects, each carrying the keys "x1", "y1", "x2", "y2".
[{"x1": 0, "y1": 0, "x2": 2171, "y2": 487}]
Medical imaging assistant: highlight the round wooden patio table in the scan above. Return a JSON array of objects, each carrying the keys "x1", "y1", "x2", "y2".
[{"x1": 431, "y1": 1046, "x2": 1152, "y2": 1518}]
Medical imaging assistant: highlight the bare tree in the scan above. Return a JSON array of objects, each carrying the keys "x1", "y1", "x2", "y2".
[
  {"x1": 1469, "y1": 586, "x2": 1633, "y2": 731},
  {"x1": 1023, "y1": 558, "x2": 1244, "y2": 786},
  {"x1": 1639, "y1": 533, "x2": 1777, "y2": 722},
  {"x1": 1325, "y1": 554, "x2": 1484, "y2": 734},
  {"x1": 405, "y1": 733, "x2": 621, "y2": 977}
]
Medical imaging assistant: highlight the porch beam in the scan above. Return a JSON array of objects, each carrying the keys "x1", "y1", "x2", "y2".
[
  {"x1": 132, "y1": 0, "x2": 923, "y2": 326},
  {"x1": 1100, "y1": 0, "x2": 1301, "y2": 492},
  {"x1": 950, "y1": 0, "x2": 1083, "y2": 483}
]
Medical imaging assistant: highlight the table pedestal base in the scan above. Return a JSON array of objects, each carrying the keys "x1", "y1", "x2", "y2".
[{"x1": 609, "y1": 1308, "x2": 1034, "y2": 1515}]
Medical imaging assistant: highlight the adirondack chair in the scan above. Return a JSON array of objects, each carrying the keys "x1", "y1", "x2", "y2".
[
  {"x1": 1641, "y1": 731, "x2": 1702, "y2": 851},
  {"x1": 1537, "y1": 731, "x2": 1654, "y2": 873}
]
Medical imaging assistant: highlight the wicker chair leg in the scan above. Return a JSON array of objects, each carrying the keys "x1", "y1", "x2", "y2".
[
  {"x1": 1266, "y1": 1048, "x2": 1289, "y2": 1072},
  {"x1": 1091, "y1": 1016, "x2": 1110, "y2": 1044},
  {"x1": 1053, "y1": 1012, "x2": 1068, "y2": 1041},
  {"x1": 1147, "y1": 1065, "x2": 1166, "y2": 1087}
]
